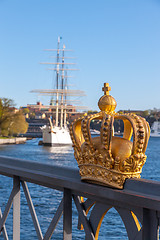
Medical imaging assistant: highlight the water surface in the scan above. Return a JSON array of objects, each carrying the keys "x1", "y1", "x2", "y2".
[{"x1": 0, "y1": 137, "x2": 159, "y2": 239}]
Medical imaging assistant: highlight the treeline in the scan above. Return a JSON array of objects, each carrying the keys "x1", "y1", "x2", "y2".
[
  {"x1": 88, "y1": 109, "x2": 159, "y2": 132},
  {"x1": 0, "y1": 98, "x2": 28, "y2": 137}
]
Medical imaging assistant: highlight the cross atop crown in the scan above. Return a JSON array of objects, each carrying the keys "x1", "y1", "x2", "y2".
[{"x1": 102, "y1": 83, "x2": 111, "y2": 95}]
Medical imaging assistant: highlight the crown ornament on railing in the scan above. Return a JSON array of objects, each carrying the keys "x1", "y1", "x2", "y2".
[{"x1": 69, "y1": 83, "x2": 150, "y2": 189}]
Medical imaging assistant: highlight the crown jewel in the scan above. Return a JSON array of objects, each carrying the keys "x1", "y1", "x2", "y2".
[{"x1": 69, "y1": 83, "x2": 150, "y2": 189}]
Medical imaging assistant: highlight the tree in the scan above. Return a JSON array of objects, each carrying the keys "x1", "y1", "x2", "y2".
[
  {"x1": 0, "y1": 98, "x2": 28, "y2": 137},
  {"x1": 9, "y1": 111, "x2": 28, "y2": 136},
  {"x1": 87, "y1": 110, "x2": 98, "y2": 114},
  {"x1": 30, "y1": 112, "x2": 36, "y2": 119},
  {"x1": 0, "y1": 98, "x2": 15, "y2": 136},
  {"x1": 143, "y1": 110, "x2": 149, "y2": 118},
  {"x1": 21, "y1": 107, "x2": 30, "y2": 114}
]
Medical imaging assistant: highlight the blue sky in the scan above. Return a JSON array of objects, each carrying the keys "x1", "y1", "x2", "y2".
[{"x1": 0, "y1": 0, "x2": 160, "y2": 111}]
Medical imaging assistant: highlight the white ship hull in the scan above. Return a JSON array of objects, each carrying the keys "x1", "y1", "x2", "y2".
[{"x1": 42, "y1": 126, "x2": 72, "y2": 146}]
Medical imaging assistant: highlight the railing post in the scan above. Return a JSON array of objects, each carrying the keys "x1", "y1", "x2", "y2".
[
  {"x1": 13, "y1": 176, "x2": 20, "y2": 240},
  {"x1": 63, "y1": 188, "x2": 72, "y2": 240},
  {"x1": 142, "y1": 208, "x2": 159, "y2": 240}
]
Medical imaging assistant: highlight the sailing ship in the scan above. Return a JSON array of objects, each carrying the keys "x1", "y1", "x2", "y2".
[
  {"x1": 150, "y1": 121, "x2": 160, "y2": 137},
  {"x1": 28, "y1": 37, "x2": 87, "y2": 145}
]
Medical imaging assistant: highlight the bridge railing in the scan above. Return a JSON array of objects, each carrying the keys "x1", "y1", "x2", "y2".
[{"x1": 0, "y1": 156, "x2": 159, "y2": 240}]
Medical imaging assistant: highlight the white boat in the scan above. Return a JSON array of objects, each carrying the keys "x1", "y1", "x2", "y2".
[
  {"x1": 90, "y1": 129, "x2": 100, "y2": 135},
  {"x1": 150, "y1": 121, "x2": 160, "y2": 137},
  {"x1": 29, "y1": 37, "x2": 87, "y2": 146}
]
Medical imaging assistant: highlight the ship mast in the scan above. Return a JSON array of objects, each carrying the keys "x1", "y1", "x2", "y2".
[
  {"x1": 55, "y1": 37, "x2": 60, "y2": 127},
  {"x1": 64, "y1": 70, "x2": 67, "y2": 128},
  {"x1": 60, "y1": 44, "x2": 65, "y2": 128},
  {"x1": 29, "y1": 38, "x2": 88, "y2": 127}
]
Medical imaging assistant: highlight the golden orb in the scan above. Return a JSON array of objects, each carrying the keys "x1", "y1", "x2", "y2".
[{"x1": 98, "y1": 83, "x2": 117, "y2": 112}]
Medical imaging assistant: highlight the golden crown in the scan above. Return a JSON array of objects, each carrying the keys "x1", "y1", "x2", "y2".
[{"x1": 69, "y1": 83, "x2": 150, "y2": 189}]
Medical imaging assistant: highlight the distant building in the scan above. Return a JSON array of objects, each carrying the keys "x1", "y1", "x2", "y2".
[{"x1": 35, "y1": 113, "x2": 46, "y2": 119}]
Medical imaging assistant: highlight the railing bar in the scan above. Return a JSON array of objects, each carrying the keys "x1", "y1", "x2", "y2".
[
  {"x1": 158, "y1": 211, "x2": 160, "y2": 226},
  {"x1": 43, "y1": 198, "x2": 63, "y2": 240},
  {"x1": 142, "y1": 208, "x2": 159, "y2": 240},
  {"x1": 63, "y1": 189, "x2": 72, "y2": 240},
  {"x1": 73, "y1": 195, "x2": 95, "y2": 240},
  {"x1": 0, "y1": 185, "x2": 19, "y2": 232},
  {"x1": 0, "y1": 208, "x2": 9, "y2": 240},
  {"x1": 21, "y1": 181, "x2": 43, "y2": 240},
  {"x1": 78, "y1": 199, "x2": 95, "y2": 230},
  {"x1": 134, "y1": 228, "x2": 142, "y2": 240},
  {"x1": 13, "y1": 176, "x2": 20, "y2": 240}
]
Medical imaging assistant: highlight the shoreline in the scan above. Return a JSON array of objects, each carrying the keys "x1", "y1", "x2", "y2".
[{"x1": 0, "y1": 137, "x2": 27, "y2": 145}]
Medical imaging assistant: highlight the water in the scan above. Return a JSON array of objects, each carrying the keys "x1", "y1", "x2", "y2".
[{"x1": 0, "y1": 137, "x2": 159, "y2": 239}]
